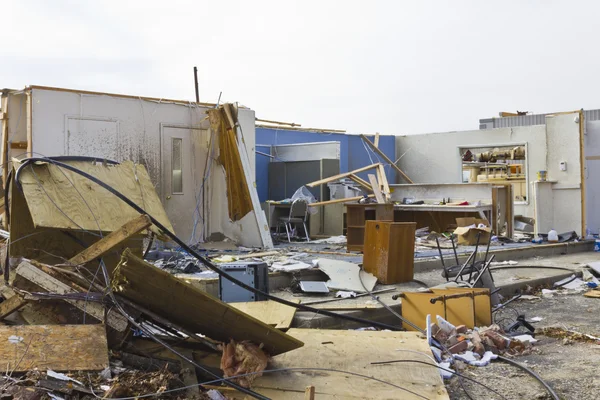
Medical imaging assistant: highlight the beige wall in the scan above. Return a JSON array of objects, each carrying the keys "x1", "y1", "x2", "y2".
[{"x1": 395, "y1": 113, "x2": 583, "y2": 234}]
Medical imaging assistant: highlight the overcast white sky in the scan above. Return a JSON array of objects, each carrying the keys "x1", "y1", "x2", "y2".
[{"x1": 2, "y1": 1, "x2": 599, "y2": 135}]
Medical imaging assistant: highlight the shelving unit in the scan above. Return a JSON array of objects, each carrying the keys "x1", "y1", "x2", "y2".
[{"x1": 345, "y1": 204, "x2": 394, "y2": 252}]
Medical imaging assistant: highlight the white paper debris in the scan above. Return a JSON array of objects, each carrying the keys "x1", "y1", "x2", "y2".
[
  {"x1": 454, "y1": 351, "x2": 497, "y2": 367},
  {"x1": 436, "y1": 315, "x2": 456, "y2": 334},
  {"x1": 530, "y1": 317, "x2": 543, "y2": 322},
  {"x1": 310, "y1": 235, "x2": 347, "y2": 244},
  {"x1": 438, "y1": 361, "x2": 454, "y2": 379},
  {"x1": 317, "y1": 259, "x2": 377, "y2": 292},
  {"x1": 49, "y1": 394, "x2": 65, "y2": 400},
  {"x1": 8, "y1": 335, "x2": 23, "y2": 344},
  {"x1": 335, "y1": 291, "x2": 357, "y2": 298},
  {"x1": 513, "y1": 334, "x2": 538, "y2": 343},
  {"x1": 100, "y1": 385, "x2": 111, "y2": 391},
  {"x1": 542, "y1": 289, "x2": 558, "y2": 298},
  {"x1": 491, "y1": 260, "x2": 518, "y2": 266},
  {"x1": 47, "y1": 369, "x2": 84, "y2": 386},
  {"x1": 271, "y1": 260, "x2": 313, "y2": 272},
  {"x1": 561, "y1": 278, "x2": 587, "y2": 291},
  {"x1": 518, "y1": 295, "x2": 541, "y2": 300},
  {"x1": 207, "y1": 389, "x2": 228, "y2": 400}
]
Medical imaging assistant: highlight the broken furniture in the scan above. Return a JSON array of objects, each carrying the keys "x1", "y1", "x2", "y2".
[
  {"x1": 275, "y1": 198, "x2": 310, "y2": 242},
  {"x1": 400, "y1": 288, "x2": 492, "y2": 331},
  {"x1": 345, "y1": 203, "x2": 394, "y2": 252},
  {"x1": 389, "y1": 183, "x2": 514, "y2": 238},
  {"x1": 363, "y1": 221, "x2": 416, "y2": 284}
]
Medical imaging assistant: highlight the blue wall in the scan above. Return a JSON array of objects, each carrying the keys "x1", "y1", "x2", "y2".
[{"x1": 255, "y1": 128, "x2": 397, "y2": 202}]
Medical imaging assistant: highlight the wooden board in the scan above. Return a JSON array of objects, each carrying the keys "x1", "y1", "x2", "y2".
[
  {"x1": 15, "y1": 261, "x2": 129, "y2": 332},
  {"x1": 359, "y1": 134, "x2": 413, "y2": 183},
  {"x1": 367, "y1": 174, "x2": 384, "y2": 203},
  {"x1": 239, "y1": 329, "x2": 448, "y2": 400},
  {"x1": 0, "y1": 324, "x2": 109, "y2": 372},
  {"x1": 68, "y1": 214, "x2": 151, "y2": 266},
  {"x1": 432, "y1": 288, "x2": 492, "y2": 326},
  {"x1": 306, "y1": 163, "x2": 381, "y2": 188},
  {"x1": 15, "y1": 160, "x2": 173, "y2": 233},
  {"x1": 229, "y1": 300, "x2": 299, "y2": 329},
  {"x1": 0, "y1": 293, "x2": 27, "y2": 319},
  {"x1": 584, "y1": 290, "x2": 600, "y2": 298},
  {"x1": 115, "y1": 249, "x2": 303, "y2": 356},
  {"x1": 401, "y1": 292, "x2": 446, "y2": 331}
]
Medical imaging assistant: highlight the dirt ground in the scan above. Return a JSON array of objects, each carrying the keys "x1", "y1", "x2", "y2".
[{"x1": 446, "y1": 292, "x2": 600, "y2": 400}]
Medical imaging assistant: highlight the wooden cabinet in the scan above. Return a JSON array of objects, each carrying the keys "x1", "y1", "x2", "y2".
[
  {"x1": 363, "y1": 221, "x2": 416, "y2": 284},
  {"x1": 345, "y1": 204, "x2": 393, "y2": 252}
]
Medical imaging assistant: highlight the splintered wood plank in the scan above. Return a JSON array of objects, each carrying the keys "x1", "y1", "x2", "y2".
[
  {"x1": 0, "y1": 294, "x2": 28, "y2": 319},
  {"x1": 16, "y1": 261, "x2": 129, "y2": 332},
  {"x1": 0, "y1": 324, "x2": 109, "y2": 372},
  {"x1": 229, "y1": 300, "x2": 299, "y2": 329},
  {"x1": 367, "y1": 174, "x2": 384, "y2": 203},
  {"x1": 115, "y1": 249, "x2": 303, "y2": 356},
  {"x1": 68, "y1": 214, "x2": 151, "y2": 266},
  {"x1": 306, "y1": 164, "x2": 382, "y2": 188},
  {"x1": 15, "y1": 160, "x2": 173, "y2": 233},
  {"x1": 360, "y1": 134, "x2": 413, "y2": 183},
  {"x1": 244, "y1": 329, "x2": 449, "y2": 400}
]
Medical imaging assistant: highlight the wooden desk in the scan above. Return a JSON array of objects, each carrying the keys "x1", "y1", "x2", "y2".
[{"x1": 393, "y1": 203, "x2": 492, "y2": 233}]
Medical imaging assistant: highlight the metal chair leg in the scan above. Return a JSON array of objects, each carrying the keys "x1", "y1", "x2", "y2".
[
  {"x1": 303, "y1": 222, "x2": 310, "y2": 242},
  {"x1": 284, "y1": 222, "x2": 291, "y2": 242}
]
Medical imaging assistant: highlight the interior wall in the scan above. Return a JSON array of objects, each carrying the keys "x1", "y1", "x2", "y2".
[
  {"x1": 255, "y1": 128, "x2": 397, "y2": 202},
  {"x1": 28, "y1": 87, "x2": 260, "y2": 246},
  {"x1": 585, "y1": 120, "x2": 600, "y2": 234},
  {"x1": 396, "y1": 114, "x2": 583, "y2": 234},
  {"x1": 5, "y1": 92, "x2": 28, "y2": 158},
  {"x1": 396, "y1": 125, "x2": 546, "y2": 218}
]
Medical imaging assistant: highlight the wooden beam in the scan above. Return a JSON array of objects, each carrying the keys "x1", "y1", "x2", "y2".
[
  {"x1": 115, "y1": 249, "x2": 302, "y2": 356},
  {"x1": 0, "y1": 324, "x2": 109, "y2": 372},
  {"x1": 68, "y1": 214, "x2": 151, "y2": 266},
  {"x1": 10, "y1": 141, "x2": 27, "y2": 149},
  {"x1": 359, "y1": 134, "x2": 413, "y2": 183},
  {"x1": 1, "y1": 95, "x2": 8, "y2": 192},
  {"x1": 308, "y1": 194, "x2": 375, "y2": 207},
  {"x1": 306, "y1": 163, "x2": 381, "y2": 188},
  {"x1": 26, "y1": 91, "x2": 32, "y2": 156},
  {"x1": 16, "y1": 261, "x2": 129, "y2": 332},
  {"x1": 367, "y1": 174, "x2": 384, "y2": 204},
  {"x1": 305, "y1": 386, "x2": 316, "y2": 400},
  {"x1": 0, "y1": 293, "x2": 27, "y2": 319},
  {"x1": 347, "y1": 174, "x2": 373, "y2": 192},
  {"x1": 377, "y1": 164, "x2": 391, "y2": 201},
  {"x1": 255, "y1": 118, "x2": 301, "y2": 127},
  {"x1": 373, "y1": 132, "x2": 380, "y2": 148}
]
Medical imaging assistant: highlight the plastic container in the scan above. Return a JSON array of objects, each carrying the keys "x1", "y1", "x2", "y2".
[
  {"x1": 548, "y1": 229, "x2": 558, "y2": 242},
  {"x1": 595, "y1": 239, "x2": 600, "y2": 252}
]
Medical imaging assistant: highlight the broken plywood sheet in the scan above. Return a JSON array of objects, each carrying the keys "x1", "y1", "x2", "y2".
[
  {"x1": 0, "y1": 324, "x2": 109, "y2": 372},
  {"x1": 248, "y1": 329, "x2": 448, "y2": 400},
  {"x1": 15, "y1": 160, "x2": 173, "y2": 233},
  {"x1": 115, "y1": 249, "x2": 303, "y2": 356},
  {"x1": 229, "y1": 300, "x2": 299, "y2": 329},
  {"x1": 317, "y1": 259, "x2": 377, "y2": 293}
]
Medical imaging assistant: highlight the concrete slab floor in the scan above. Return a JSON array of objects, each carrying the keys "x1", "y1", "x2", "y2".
[{"x1": 277, "y1": 251, "x2": 600, "y2": 329}]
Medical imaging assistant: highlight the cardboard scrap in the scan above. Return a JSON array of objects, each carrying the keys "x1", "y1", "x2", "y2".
[{"x1": 454, "y1": 218, "x2": 491, "y2": 245}]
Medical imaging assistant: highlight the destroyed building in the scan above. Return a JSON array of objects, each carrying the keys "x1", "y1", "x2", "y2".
[{"x1": 0, "y1": 85, "x2": 599, "y2": 399}]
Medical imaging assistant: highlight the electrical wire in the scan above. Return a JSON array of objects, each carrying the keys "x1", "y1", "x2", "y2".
[
  {"x1": 13, "y1": 157, "x2": 405, "y2": 331},
  {"x1": 370, "y1": 360, "x2": 508, "y2": 400},
  {"x1": 497, "y1": 355, "x2": 559, "y2": 400},
  {"x1": 357, "y1": 266, "x2": 424, "y2": 332},
  {"x1": 94, "y1": 366, "x2": 430, "y2": 400}
]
